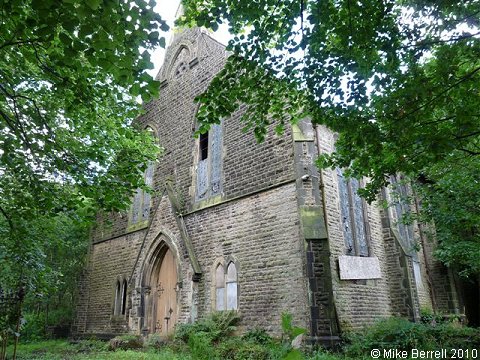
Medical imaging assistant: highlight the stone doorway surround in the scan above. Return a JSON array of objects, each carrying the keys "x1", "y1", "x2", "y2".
[{"x1": 139, "y1": 234, "x2": 182, "y2": 336}]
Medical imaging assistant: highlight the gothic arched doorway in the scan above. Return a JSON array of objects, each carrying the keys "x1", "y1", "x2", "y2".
[{"x1": 148, "y1": 247, "x2": 178, "y2": 336}]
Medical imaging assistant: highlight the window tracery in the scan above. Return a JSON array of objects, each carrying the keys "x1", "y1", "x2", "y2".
[
  {"x1": 337, "y1": 168, "x2": 370, "y2": 256},
  {"x1": 214, "y1": 261, "x2": 238, "y2": 311}
]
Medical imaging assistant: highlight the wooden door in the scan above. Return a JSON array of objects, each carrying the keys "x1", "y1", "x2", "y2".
[{"x1": 154, "y1": 248, "x2": 177, "y2": 336}]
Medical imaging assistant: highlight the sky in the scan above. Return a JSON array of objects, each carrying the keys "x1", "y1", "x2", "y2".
[{"x1": 148, "y1": 0, "x2": 231, "y2": 77}]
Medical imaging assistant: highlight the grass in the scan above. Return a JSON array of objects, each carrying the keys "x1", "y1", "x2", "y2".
[
  {"x1": 8, "y1": 340, "x2": 193, "y2": 360},
  {"x1": 7, "y1": 339, "x2": 352, "y2": 360},
  {"x1": 7, "y1": 316, "x2": 479, "y2": 360}
]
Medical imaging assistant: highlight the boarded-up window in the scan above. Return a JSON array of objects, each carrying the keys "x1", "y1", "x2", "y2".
[
  {"x1": 337, "y1": 168, "x2": 369, "y2": 256},
  {"x1": 387, "y1": 175, "x2": 415, "y2": 250},
  {"x1": 214, "y1": 261, "x2": 238, "y2": 311},
  {"x1": 196, "y1": 122, "x2": 223, "y2": 201}
]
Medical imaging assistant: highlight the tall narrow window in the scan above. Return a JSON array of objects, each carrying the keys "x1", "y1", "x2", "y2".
[
  {"x1": 226, "y1": 262, "x2": 238, "y2": 310},
  {"x1": 129, "y1": 127, "x2": 156, "y2": 227},
  {"x1": 215, "y1": 264, "x2": 225, "y2": 311},
  {"x1": 121, "y1": 280, "x2": 127, "y2": 315},
  {"x1": 214, "y1": 261, "x2": 238, "y2": 311},
  {"x1": 337, "y1": 168, "x2": 369, "y2": 256},
  {"x1": 114, "y1": 279, "x2": 127, "y2": 316},
  {"x1": 387, "y1": 175, "x2": 415, "y2": 249},
  {"x1": 196, "y1": 123, "x2": 223, "y2": 201},
  {"x1": 114, "y1": 281, "x2": 121, "y2": 315},
  {"x1": 199, "y1": 131, "x2": 209, "y2": 161}
]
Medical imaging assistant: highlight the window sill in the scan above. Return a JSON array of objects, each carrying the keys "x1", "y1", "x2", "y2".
[
  {"x1": 126, "y1": 220, "x2": 149, "y2": 233},
  {"x1": 191, "y1": 194, "x2": 223, "y2": 212}
]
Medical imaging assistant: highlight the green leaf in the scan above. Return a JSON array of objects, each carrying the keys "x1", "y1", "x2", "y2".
[
  {"x1": 283, "y1": 349, "x2": 304, "y2": 360},
  {"x1": 85, "y1": 0, "x2": 101, "y2": 10},
  {"x1": 159, "y1": 37, "x2": 166, "y2": 48}
]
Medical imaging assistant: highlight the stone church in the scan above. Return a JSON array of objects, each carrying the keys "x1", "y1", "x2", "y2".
[{"x1": 72, "y1": 26, "x2": 463, "y2": 342}]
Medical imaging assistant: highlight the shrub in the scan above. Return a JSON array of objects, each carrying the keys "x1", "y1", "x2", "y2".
[
  {"x1": 174, "y1": 311, "x2": 240, "y2": 344},
  {"x1": 72, "y1": 339, "x2": 108, "y2": 353},
  {"x1": 344, "y1": 317, "x2": 480, "y2": 357},
  {"x1": 145, "y1": 333, "x2": 168, "y2": 350},
  {"x1": 217, "y1": 337, "x2": 271, "y2": 360},
  {"x1": 21, "y1": 307, "x2": 73, "y2": 342},
  {"x1": 108, "y1": 334, "x2": 144, "y2": 351},
  {"x1": 188, "y1": 331, "x2": 215, "y2": 360},
  {"x1": 241, "y1": 328, "x2": 272, "y2": 345}
]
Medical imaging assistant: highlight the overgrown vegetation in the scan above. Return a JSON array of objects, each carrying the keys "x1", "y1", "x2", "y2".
[
  {"x1": 1, "y1": 0, "x2": 169, "y2": 357},
  {"x1": 344, "y1": 317, "x2": 480, "y2": 357},
  {"x1": 7, "y1": 315, "x2": 480, "y2": 360}
]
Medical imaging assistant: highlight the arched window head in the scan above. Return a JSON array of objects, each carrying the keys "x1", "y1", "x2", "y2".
[
  {"x1": 114, "y1": 279, "x2": 128, "y2": 316},
  {"x1": 215, "y1": 264, "x2": 225, "y2": 311},
  {"x1": 170, "y1": 47, "x2": 190, "y2": 79},
  {"x1": 214, "y1": 261, "x2": 238, "y2": 311},
  {"x1": 114, "y1": 281, "x2": 121, "y2": 315},
  {"x1": 226, "y1": 262, "x2": 238, "y2": 310}
]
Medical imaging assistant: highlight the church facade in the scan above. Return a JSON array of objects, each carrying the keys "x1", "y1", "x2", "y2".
[{"x1": 72, "y1": 28, "x2": 461, "y2": 341}]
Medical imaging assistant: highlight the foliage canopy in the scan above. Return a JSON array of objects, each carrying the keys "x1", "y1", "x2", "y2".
[
  {"x1": 0, "y1": 0, "x2": 167, "y2": 343},
  {"x1": 180, "y1": 0, "x2": 480, "y2": 276}
]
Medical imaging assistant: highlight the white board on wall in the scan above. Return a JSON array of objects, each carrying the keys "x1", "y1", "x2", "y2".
[{"x1": 338, "y1": 255, "x2": 382, "y2": 280}]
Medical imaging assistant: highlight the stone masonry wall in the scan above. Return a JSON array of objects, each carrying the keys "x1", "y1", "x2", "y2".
[
  {"x1": 184, "y1": 183, "x2": 309, "y2": 335},
  {"x1": 76, "y1": 28, "x2": 304, "y2": 336},
  {"x1": 421, "y1": 230, "x2": 460, "y2": 314},
  {"x1": 316, "y1": 125, "x2": 392, "y2": 330},
  {"x1": 83, "y1": 231, "x2": 146, "y2": 334},
  {"x1": 90, "y1": 28, "x2": 295, "y2": 243}
]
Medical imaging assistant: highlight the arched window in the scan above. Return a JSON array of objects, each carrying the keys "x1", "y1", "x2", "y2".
[
  {"x1": 386, "y1": 174, "x2": 415, "y2": 250},
  {"x1": 337, "y1": 168, "x2": 370, "y2": 256},
  {"x1": 114, "y1": 281, "x2": 121, "y2": 315},
  {"x1": 114, "y1": 279, "x2": 128, "y2": 316},
  {"x1": 129, "y1": 127, "x2": 156, "y2": 227},
  {"x1": 226, "y1": 262, "x2": 238, "y2": 310},
  {"x1": 214, "y1": 261, "x2": 238, "y2": 311},
  {"x1": 215, "y1": 264, "x2": 225, "y2": 311},
  {"x1": 121, "y1": 279, "x2": 127, "y2": 315},
  {"x1": 195, "y1": 122, "x2": 223, "y2": 201}
]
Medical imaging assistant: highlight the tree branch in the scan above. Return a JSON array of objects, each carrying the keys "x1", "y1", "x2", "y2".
[
  {"x1": 402, "y1": 31, "x2": 480, "y2": 49},
  {"x1": 0, "y1": 206, "x2": 14, "y2": 231},
  {"x1": 459, "y1": 148, "x2": 480, "y2": 156},
  {"x1": 0, "y1": 38, "x2": 41, "y2": 51},
  {"x1": 455, "y1": 130, "x2": 480, "y2": 140},
  {"x1": 399, "y1": 65, "x2": 480, "y2": 121}
]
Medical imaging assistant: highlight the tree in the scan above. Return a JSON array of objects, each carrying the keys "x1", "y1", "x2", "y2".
[
  {"x1": 180, "y1": 1, "x2": 480, "y2": 276},
  {"x1": 1, "y1": 0, "x2": 168, "y2": 351}
]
